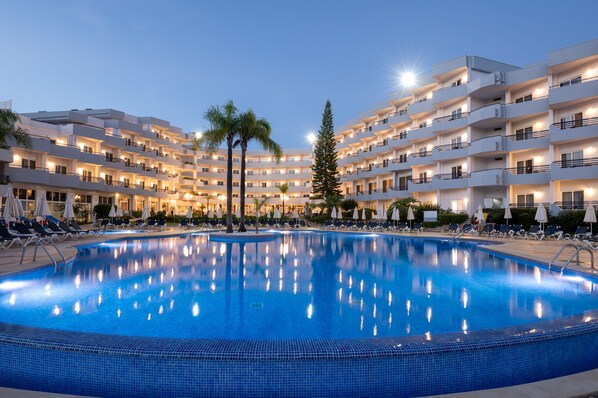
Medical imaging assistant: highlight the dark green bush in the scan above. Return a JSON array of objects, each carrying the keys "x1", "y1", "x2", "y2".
[
  {"x1": 549, "y1": 210, "x2": 589, "y2": 234},
  {"x1": 438, "y1": 213, "x2": 469, "y2": 225},
  {"x1": 130, "y1": 210, "x2": 142, "y2": 218},
  {"x1": 340, "y1": 199, "x2": 358, "y2": 211},
  {"x1": 93, "y1": 203, "x2": 113, "y2": 219},
  {"x1": 486, "y1": 208, "x2": 537, "y2": 229}
]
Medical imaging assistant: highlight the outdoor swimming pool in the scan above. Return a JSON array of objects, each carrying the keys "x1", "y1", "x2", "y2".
[{"x1": 1, "y1": 231, "x2": 598, "y2": 397}]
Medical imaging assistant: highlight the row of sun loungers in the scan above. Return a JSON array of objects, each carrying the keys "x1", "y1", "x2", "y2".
[
  {"x1": 0, "y1": 218, "x2": 100, "y2": 249},
  {"x1": 442, "y1": 223, "x2": 598, "y2": 242},
  {"x1": 323, "y1": 220, "x2": 424, "y2": 233},
  {"x1": 179, "y1": 219, "x2": 309, "y2": 229}
]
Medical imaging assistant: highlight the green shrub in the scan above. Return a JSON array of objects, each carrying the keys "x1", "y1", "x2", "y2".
[
  {"x1": 130, "y1": 210, "x2": 142, "y2": 218},
  {"x1": 422, "y1": 221, "x2": 437, "y2": 228},
  {"x1": 549, "y1": 210, "x2": 589, "y2": 234},
  {"x1": 486, "y1": 208, "x2": 537, "y2": 229},
  {"x1": 438, "y1": 213, "x2": 469, "y2": 225},
  {"x1": 93, "y1": 203, "x2": 113, "y2": 219},
  {"x1": 340, "y1": 198, "x2": 358, "y2": 211}
]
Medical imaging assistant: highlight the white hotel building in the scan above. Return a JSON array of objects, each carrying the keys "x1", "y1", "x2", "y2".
[
  {"x1": 336, "y1": 39, "x2": 598, "y2": 214},
  {"x1": 0, "y1": 39, "x2": 596, "y2": 219},
  {"x1": 0, "y1": 108, "x2": 313, "y2": 218}
]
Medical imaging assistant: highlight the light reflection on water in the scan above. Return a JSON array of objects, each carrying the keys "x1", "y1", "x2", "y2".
[{"x1": 0, "y1": 232, "x2": 597, "y2": 340}]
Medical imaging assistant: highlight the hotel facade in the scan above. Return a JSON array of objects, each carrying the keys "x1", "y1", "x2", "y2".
[{"x1": 0, "y1": 39, "x2": 597, "y2": 219}]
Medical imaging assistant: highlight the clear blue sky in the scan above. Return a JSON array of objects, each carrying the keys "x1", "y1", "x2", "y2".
[{"x1": 1, "y1": 1, "x2": 597, "y2": 149}]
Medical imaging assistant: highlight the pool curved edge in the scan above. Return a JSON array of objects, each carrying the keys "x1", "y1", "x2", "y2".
[{"x1": 1, "y1": 312, "x2": 598, "y2": 398}]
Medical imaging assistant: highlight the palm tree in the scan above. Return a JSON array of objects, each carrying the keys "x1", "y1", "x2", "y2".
[
  {"x1": 195, "y1": 101, "x2": 239, "y2": 233},
  {"x1": 235, "y1": 110, "x2": 282, "y2": 232},
  {"x1": 253, "y1": 197, "x2": 269, "y2": 234},
  {"x1": 277, "y1": 183, "x2": 289, "y2": 216},
  {"x1": 0, "y1": 109, "x2": 31, "y2": 179}
]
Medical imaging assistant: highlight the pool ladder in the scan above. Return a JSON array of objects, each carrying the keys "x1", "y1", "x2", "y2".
[
  {"x1": 548, "y1": 242, "x2": 595, "y2": 274},
  {"x1": 19, "y1": 237, "x2": 67, "y2": 269}
]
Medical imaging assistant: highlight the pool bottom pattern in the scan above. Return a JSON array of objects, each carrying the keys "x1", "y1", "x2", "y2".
[{"x1": 1, "y1": 311, "x2": 598, "y2": 398}]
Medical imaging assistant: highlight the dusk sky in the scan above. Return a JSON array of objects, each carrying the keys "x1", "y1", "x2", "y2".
[{"x1": 1, "y1": 1, "x2": 597, "y2": 148}]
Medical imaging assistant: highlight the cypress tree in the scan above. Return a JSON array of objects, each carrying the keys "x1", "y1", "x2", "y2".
[{"x1": 311, "y1": 100, "x2": 342, "y2": 202}]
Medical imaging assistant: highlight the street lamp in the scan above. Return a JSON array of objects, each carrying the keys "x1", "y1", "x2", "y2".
[{"x1": 306, "y1": 133, "x2": 317, "y2": 145}]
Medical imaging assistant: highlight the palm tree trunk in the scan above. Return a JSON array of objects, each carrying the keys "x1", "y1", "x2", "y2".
[
  {"x1": 226, "y1": 138, "x2": 234, "y2": 233},
  {"x1": 238, "y1": 146, "x2": 247, "y2": 232}
]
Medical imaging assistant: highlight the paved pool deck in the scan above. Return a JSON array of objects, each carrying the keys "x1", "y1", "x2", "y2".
[{"x1": 0, "y1": 226, "x2": 596, "y2": 398}]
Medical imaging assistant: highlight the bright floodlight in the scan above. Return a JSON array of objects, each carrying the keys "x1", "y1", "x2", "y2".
[
  {"x1": 400, "y1": 71, "x2": 417, "y2": 88},
  {"x1": 307, "y1": 133, "x2": 317, "y2": 144}
]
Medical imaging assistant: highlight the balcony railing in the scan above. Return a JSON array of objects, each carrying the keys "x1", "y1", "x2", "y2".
[
  {"x1": 550, "y1": 75, "x2": 598, "y2": 89},
  {"x1": 553, "y1": 200, "x2": 593, "y2": 210},
  {"x1": 504, "y1": 165, "x2": 550, "y2": 174},
  {"x1": 412, "y1": 177, "x2": 431, "y2": 184},
  {"x1": 504, "y1": 129, "x2": 549, "y2": 141},
  {"x1": 434, "y1": 112, "x2": 469, "y2": 123},
  {"x1": 79, "y1": 176, "x2": 103, "y2": 183},
  {"x1": 552, "y1": 117, "x2": 598, "y2": 130},
  {"x1": 434, "y1": 173, "x2": 470, "y2": 180},
  {"x1": 552, "y1": 157, "x2": 598, "y2": 168},
  {"x1": 388, "y1": 108, "x2": 408, "y2": 117},
  {"x1": 390, "y1": 185, "x2": 409, "y2": 191},
  {"x1": 0, "y1": 175, "x2": 11, "y2": 184},
  {"x1": 434, "y1": 142, "x2": 469, "y2": 151},
  {"x1": 409, "y1": 151, "x2": 432, "y2": 158},
  {"x1": 432, "y1": 81, "x2": 467, "y2": 93}
]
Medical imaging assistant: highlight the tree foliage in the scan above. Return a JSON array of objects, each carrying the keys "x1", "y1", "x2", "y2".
[{"x1": 311, "y1": 100, "x2": 342, "y2": 203}]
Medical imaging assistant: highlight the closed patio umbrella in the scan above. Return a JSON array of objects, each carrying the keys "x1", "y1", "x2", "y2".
[
  {"x1": 3, "y1": 185, "x2": 22, "y2": 220},
  {"x1": 361, "y1": 208, "x2": 367, "y2": 220},
  {"x1": 407, "y1": 206, "x2": 415, "y2": 229},
  {"x1": 475, "y1": 204, "x2": 485, "y2": 224},
  {"x1": 208, "y1": 208, "x2": 214, "y2": 219},
  {"x1": 274, "y1": 208, "x2": 281, "y2": 219},
  {"x1": 34, "y1": 190, "x2": 51, "y2": 218},
  {"x1": 504, "y1": 206, "x2": 512, "y2": 226},
  {"x1": 584, "y1": 204, "x2": 596, "y2": 234},
  {"x1": 337, "y1": 207, "x2": 343, "y2": 220},
  {"x1": 266, "y1": 209, "x2": 271, "y2": 219},
  {"x1": 63, "y1": 197, "x2": 75, "y2": 220},
  {"x1": 352, "y1": 208, "x2": 359, "y2": 220},
  {"x1": 235, "y1": 207, "x2": 241, "y2": 219},
  {"x1": 534, "y1": 203, "x2": 548, "y2": 230},
  {"x1": 108, "y1": 204, "x2": 117, "y2": 218},
  {"x1": 391, "y1": 208, "x2": 399, "y2": 227},
  {"x1": 186, "y1": 206, "x2": 193, "y2": 220},
  {"x1": 142, "y1": 205, "x2": 151, "y2": 219},
  {"x1": 115, "y1": 206, "x2": 124, "y2": 218},
  {"x1": 216, "y1": 206, "x2": 223, "y2": 219},
  {"x1": 331, "y1": 207, "x2": 337, "y2": 220}
]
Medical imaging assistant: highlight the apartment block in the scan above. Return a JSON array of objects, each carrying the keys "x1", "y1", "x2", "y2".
[{"x1": 336, "y1": 39, "x2": 598, "y2": 214}]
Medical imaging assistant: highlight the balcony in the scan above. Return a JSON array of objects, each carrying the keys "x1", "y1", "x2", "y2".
[
  {"x1": 553, "y1": 200, "x2": 594, "y2": 211},
  {"x1": 49, "y1": 172, "x2": 81, "y2": 189},
  {"x1": 408, "y1": 177, "x2": 433, "y2": 193},
  {"x1": 468, "y1": 103, "x2": 504, "y2": 127},
  {"x1": 468, "y1": 135, "x2": 504, "y2": 156},
  {"x1": 504, "y1": 165, "x2": 550, "y2": 185},
  {"x1": 407, "y1": 98, "x2": 435, "y2": 116},
  {"x1": 468, "y1": 169, "x2": 504, "y2": 187},
  {"x1": 432, "y1": 173, "x2": 469, "y2": 190},
  {"x1": 551, "y1": 157, "x2": 598, "y2": 181},
  {"x1": 549, "y1": 117, "x2": 598, "y2": 143},
  {"x1": 432, "y1": 84, "x2": 468, "y2": 105},
  {"x1": 387, "y1": 109, "x2": 410, "y2": 125},
  {"x1": 503, "y1": 97, "x2": 548, "y2": 119},
  {"x1": 347, "y1": 189, "x2": 391, "y2": 202},
  {"x1": 407, "y1": 124, "x2": 435, "y2": 142},
  {"x1": 432, "y1": 142, "x2": 469, "y2": 161},
  {"x1": 503, "y1": 130, "x2": 549, "y2": 152},
  {"x1": 79, "y1": 176, "x2": 105, "y2": 190},
  {"x1": 407, "y1": 151, "x2": 434, "y2": 166},
  {"x1": 432, "y1": 113, "x2": 469, "y2": 134},
  {"x1": 549, "y1": 76, "x2": 598, "y2": 108},
  {"x1": 7, "y1": 166, "x2": 50, "y2": 185},
  {"x1": 369, "y1": 119, "x2": 393, "y2": 134},
  {"x1": 467, "y1": 72, "x2": 505, "y2": 97},
  {"x1": 0, "y1": 148, "x2": 12, "y2": 163},
  {"x1": 387, "y1": 158, "x2": 410, "y2": 172}
]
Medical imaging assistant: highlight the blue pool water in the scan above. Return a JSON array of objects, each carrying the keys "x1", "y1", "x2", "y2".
[{"x1": 1, "y1": 231, "x2": 597, "y2": 340}]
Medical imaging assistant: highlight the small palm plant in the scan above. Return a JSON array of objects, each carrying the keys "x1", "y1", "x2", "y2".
[
  {"x1": 277, "y1": 182, "x2": 289, "y2": 216},
  {"x1": 0, "y1": 109, "x2": 31, "y2": 178},
  {"x1": 253, "y1": 197, "x2": 269, "y2": 234}
]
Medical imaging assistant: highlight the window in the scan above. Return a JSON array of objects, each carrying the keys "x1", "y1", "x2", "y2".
[
  {"x1": 516, "y1": 159, "x2": 533, "y2": 174},
  {"x1": 123, "y1": 158, "x2": 131, "y2": 167},
  {"x1": 201, "y1": 155, "x2": 210, "y2": 160},
  {"x1": 82, "y1": 145, "x2": 93, "y2": 154},
  {"x1": 247, "y1": 182, "x2": 253, "y2": 188},
  {"x1": 561, "y1": 150, "x2": 583, "y2": 167},
  {"x1": 217, "y1": 168, "x2": 225, "y2": 173},
  {"x1": 449, "y1": 108, "x2": 462, "y2": 121},
  {"x1": 232, "y1": 182, "x2": 239, "y2": 187},
  {"x1": 105, "y1": 152, "x2": 114, "y2": 162},
  {"x1": 451, "y1": 166, "x2": 462, "y2": 179},
  {"x1": 562, "y1": 191, "x2": 584, "y2": 209},
  {"x1": 451, "y1": 137, "x2": 462, "y2": 149},
  {"x1": 399, "y1": 131, "x2": 407, "y2": 139},
  {"x1": 560, "y1": 113, "x2": 583, "y2": 129},
  {"x1": 516, "y1": 194, "x2": 535, "y2": 208},
  {"x1": 274, "y1": 194, "x2": 281, "y2": 198},
  {"x1": 398, "y1": 176, "x2": 411, "y2": 190},
  {"x1": 515, "y1": 126, "x2": 533, "y2": 141},
  {"x1": 398, "y1": 153, "x2": 407, "y2": 163},
  {"x1": 452, "y1": 79, "x2": 462, "y2": 87},
  {"x1": 233, "y1": 170, "x2": 239, "y2": 175},
  {"x1": 200, "y1": 180, "x2": 208, "y2": 186},
  {"x1": 273, "y1": 170, "x2": 281, "y2": 175},
  {"x1": 21, "y1": 159, "x2": 36, "y2": 169},
  {"x1": 418, "y1": 121, "x2": 427, "y2": 128},
  {"x1": 418, "y1": 172, "x2": 428, "y2": 183},
  {"x1": 104, "y1": 175, "x2": 113, "y2": 185},
  {"x1": 233, "y1": 158, "x2": 240, "y2": 162},
  {"x1": 288, "y1": 170, "x2": 296, "y2": 174},
  {"x1": 99, "y1": 196, "x2": 113, "y2": 205},
  {"x1": 247, "y1": 170, "x2": 254, "y2": 176},
  {"x1": 515, "y1": 94, "x2": 532, "y2": 103},
  {"x1": 217, "y1": 156, "x2": 225, "y2": 161},
  {"x1": 81, "y1": 170, "x2": 92, "y2": 182},
  {"x1": 261, "y1": 183, "x2": 267, "y2": 188},
  {"x1": 288, "y1": 182, "x2": 296, "y2": 187},
  {"x1": 54, "y1": 165, "x2": 67, "y2": 174},
  {"x1": 418, "y1": 148, "x2": 428, "y2": 156},
  {"x1": 201, "y1": 167, "x2": 209, "y2": 172},
  {"x1": 559, "y1": 76, "x2": 582, "y2": 87},
  {"x1": 261, "y1": 170, "x2": 268, "y2": 175},
  {"x1": 217, "y1": 181, "x2": 224, "y2": 186},
  {"x1": 46, "y1": 192, "x2": 67, "y2": 202},
  {"x1": 274, "y1": 182, "x2": 281, "y2": 187},
  {"x1": 123, "y1": 178, "x2": 130, "y2": 188}
]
